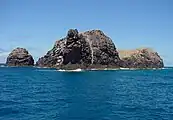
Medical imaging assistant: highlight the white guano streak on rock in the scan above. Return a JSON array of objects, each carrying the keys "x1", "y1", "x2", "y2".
[{"x1": 86, "y1": 35, "x2": 94, "y2": 64}]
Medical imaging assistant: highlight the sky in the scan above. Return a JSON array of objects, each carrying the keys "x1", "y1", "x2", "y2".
[{"x1": 0, "y1": 0, "x2": 173, "y2": 66}]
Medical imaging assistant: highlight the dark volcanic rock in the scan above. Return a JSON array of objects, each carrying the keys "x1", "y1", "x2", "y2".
[
  {"x1": 83, "y1": 30, "x2": 120, "y2": 65},
  {"x1": 118, "y1": 48, "x2": 164, "y2": 68},
  {"x1": 36, "y1": 29, "x2": 121, "y2": 69},
  {"x1": 6, "y1": 48, "x2": 34, "y2": 66}
]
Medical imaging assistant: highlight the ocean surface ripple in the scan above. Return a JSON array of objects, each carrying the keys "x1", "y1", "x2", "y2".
[{"x1": 0, "y1": 67, "x2": 173, "y2": 120}]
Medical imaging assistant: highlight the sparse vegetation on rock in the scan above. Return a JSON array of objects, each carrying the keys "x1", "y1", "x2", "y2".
[{"x1": 118, "y1": 48, "x2": 164, "y2": 68}]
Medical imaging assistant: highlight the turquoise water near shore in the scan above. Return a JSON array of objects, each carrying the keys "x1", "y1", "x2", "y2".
[{"x1": 0, "y1": 67, "x2": 173, "y2": 120}]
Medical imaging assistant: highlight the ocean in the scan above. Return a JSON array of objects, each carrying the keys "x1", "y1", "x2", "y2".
[{"x1": 0, "y1": 67, "x2": 173, "y2": 120}]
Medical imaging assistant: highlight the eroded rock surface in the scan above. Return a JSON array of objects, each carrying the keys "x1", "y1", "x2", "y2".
[
  {"x1": 118, "y1": 48, "x2": 164, "y2": 68},
  {"x1": 6, "y1": 47, "x2": 34, "y2": 66},
  {"x1": 36, "y1": 29, "x2": 164, "y2": 69},
  {"x1": 36, "y1": 29, "x2": 120, "y2": 69}
]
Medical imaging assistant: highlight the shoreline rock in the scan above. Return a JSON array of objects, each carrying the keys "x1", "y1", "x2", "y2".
[
  {"x1": 36, "y1": 29, "x2": 164, "y2": 70},
  {"x1": 5, "y1": 29, "x2": 164, "y2": 69},
  {"x1": 36, "y1": 29, "x2": 121, "y2": 69},
  {"x1": 118, "y1": 48, "x2": 164, "y2": 68},
  {"x1": 6, "y1": 47, "x2": 34, "y2": 66}
]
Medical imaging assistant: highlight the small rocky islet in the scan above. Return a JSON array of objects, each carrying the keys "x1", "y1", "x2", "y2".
[
  {"x1": 6, "y1": 29, "x2": 164, "y2": 69},
  {"x1": 119, "y1": 48, "x2": 164, "y2": 68},
  {"x1": 6, "y1": 47, "x2": 34, "y2": 66}
]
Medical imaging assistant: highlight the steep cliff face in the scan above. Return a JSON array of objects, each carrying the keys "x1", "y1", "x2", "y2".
[
  {"x1": 6, "y1": 47, "x2": 34, "y2": 66},
  {"x1": 36, "y1": 29, "x2": 164, "y2": 69},
  {"x1": 36, "y1": 29, "x2": 121, "y2": 69},
  {"x1": 82, "y1": 30, "x2": 120, "y2": 65},
  {"x1": 118, "y1": 48, "x2": 164, "y2": 68}
]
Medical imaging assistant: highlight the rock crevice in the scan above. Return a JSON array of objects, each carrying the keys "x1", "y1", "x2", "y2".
[{"x1": 36, "y1": 29, "x2": 121, "y2": 69}]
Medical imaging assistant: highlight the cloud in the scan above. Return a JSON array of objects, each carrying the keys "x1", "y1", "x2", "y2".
[
  {"x1": 0, "y1": 53, "x2": 9, "y2": 63},
  {"x1": 161, "y1": 55, "x2": 173, "y2": 67},
  {"x1": 0, "y1": 48, "x2": 6, "y2": 53},
  {"x1": 0, "y1": 48, "x2": 10, "y2": 63},
  {"x1": 0, "y1": 52, "x2": 9, "y2": 56},
  {"x1": 0, "y1": 48, "x2": 9, "y2": 55}
]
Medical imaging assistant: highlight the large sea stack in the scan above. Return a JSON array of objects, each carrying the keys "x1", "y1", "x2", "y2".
[
  {"x1": 6, "y1": 47, "x2": 34, "y2": 66},
  {"x1": 36, "y1": 29, "x2": 121, "y2": 69},
  {"x1": 118, "y1": 48, "x2": 164, "y2": 68}
]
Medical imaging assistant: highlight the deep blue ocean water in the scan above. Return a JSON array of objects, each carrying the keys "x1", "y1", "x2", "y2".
[{"x1": 0, "y1": 67, "x2": 173, "y2": 120}]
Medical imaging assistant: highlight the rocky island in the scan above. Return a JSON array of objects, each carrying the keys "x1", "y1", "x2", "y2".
[
  {"x1": 6, "y1": 29, "x2": 164, "y2": 69},
  {"x1": 118, "y1": 48, "x2": 164, "y2": 68},
  {"x1": 36, "y1": 29, "x2": 121, "y2": 69},
  {"x1": 6, "y1": 47, "x2": 34, "y2": 66}
]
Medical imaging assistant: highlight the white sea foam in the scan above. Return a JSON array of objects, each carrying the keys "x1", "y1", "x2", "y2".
[
  {"x1": 58, "y1": 69, "x2": 66, "y2": 72},
  {"x1": 58, "y1": 68, "x2": 83, "y2": 72},
  {"x1": 161, "y1": 67, "x2": 173, "y2": 70},
  {"x1": 72, "y1": 68, "x2": 83, "y2": 72},
  {"x1": 90, "y1": 68, "x2": 97, "y2": 71},
  {"x1": 89, "y1": 68, "x2": 120, "y2": 71},
  {"x1": 0, "y1": 65, "x2": 5, "y2": 67},
  {"x1": 35, "y1": 67, "x2": 171, "y2": 72},
  {"x1": 120, "y1": 68, "x2": 130, "y2": 70}
]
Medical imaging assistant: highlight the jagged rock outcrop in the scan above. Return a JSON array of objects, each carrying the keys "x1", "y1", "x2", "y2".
[
  {"x1": 118, "y1": 48, "x2": 164, "y2": 68},
  {"x1": 36, "y1": 29, "x2": 164, "y2": 69},
  {"x1": 36, "y1": 29, "x2": 121, "y2": 69},
  {"x1": 6, "y1": 47, "x2": 34, "y2": 66}
]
